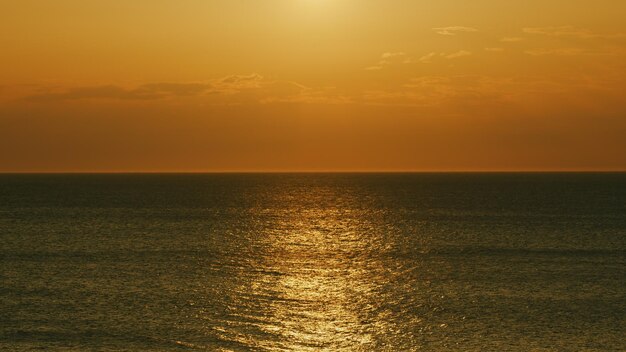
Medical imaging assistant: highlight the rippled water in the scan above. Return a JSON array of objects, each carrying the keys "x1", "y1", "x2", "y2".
[{"x1": 1, "y1": 173, "x2": 625, "y2": 351}]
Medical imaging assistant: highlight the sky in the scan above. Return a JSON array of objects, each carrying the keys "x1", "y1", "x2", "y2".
[{"x1": 1, "y1": 0, "x2": 625, "y2": 172}]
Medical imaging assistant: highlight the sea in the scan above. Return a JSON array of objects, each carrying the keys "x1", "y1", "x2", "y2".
[{"x1": 1, "y1": 173, "x2": 625, "y2": 351}]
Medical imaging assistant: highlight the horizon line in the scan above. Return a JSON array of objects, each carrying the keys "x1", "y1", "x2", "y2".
[{"x1": 1, "y1": 170, "x2": 625, "y2": 175}]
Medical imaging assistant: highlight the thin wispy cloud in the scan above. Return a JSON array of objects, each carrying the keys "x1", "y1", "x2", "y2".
[
  {"x1": 525, "y1": 48, "x2": 591, "y2": 56},
  {"x1": 362, "y1": 73, "x2": 626, "y2": 108},
  {"x1": 370, "y1": 50, "x2": 474, "y2": 67},
  {"x1": 418, "y1": 52, "x2": 438, "y2": 63},
  {"x1": 381, "y1": 52, "x2": 406, "y2": 59},
  {"x1": 522, "y1": 26, "x2": 626, "y2": 39},
  {"x1": 365, "y1": 52, "x2": 411, "y2": 70},
  {"x1": 500, "y1": 37, "x2": 523, "y2": 42},
  {"x1": 433, "y1": 26, "x2": 478, "y2": 36},
  {"x1": 445, "y1": 50, "x2": 472, "y2": 59},
  {"x1": 523, "y1": 26, "x2": 626, "y2": 39}
]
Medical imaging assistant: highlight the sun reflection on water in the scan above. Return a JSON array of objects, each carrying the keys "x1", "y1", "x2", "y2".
[{"x1": 212, "y1": 186, "x2": 392, "y2": 351}]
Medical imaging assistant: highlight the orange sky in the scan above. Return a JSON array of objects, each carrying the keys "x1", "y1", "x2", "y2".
[{"x1": 1, "y1": 0, "x2": 625, "y2": 172}]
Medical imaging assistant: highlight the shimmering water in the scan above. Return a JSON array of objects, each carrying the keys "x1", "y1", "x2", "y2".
[{"x1": 1, "y1": 173, "x2": 625, "y2": 351}]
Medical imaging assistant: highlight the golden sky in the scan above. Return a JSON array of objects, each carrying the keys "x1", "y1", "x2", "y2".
[{"x1": 1, "y1": 0, "x2": 625, "y2": 172}]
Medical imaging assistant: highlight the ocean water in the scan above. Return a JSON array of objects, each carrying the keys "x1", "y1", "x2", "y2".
[{"x1": 1, "y1": 173, "x2": 625, "y2": 351}]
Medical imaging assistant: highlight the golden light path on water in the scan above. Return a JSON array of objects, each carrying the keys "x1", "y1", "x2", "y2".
[{"x1": 207, "y1": 183, "x2": 408, "y2": 351}]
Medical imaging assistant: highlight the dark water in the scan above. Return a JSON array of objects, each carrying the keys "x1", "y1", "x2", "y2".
[{"x1": 1, "y1": 173, "x2": 625, "y2": 351}]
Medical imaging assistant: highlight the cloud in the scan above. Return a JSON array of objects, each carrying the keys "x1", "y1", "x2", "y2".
[
  {"x1": 524, "y1": 26, "x2": 589, "y2": 37},
  {"x1": 22, "y1": 74, "x2": 273, "y2": 102},
  {"x1": 23, "y1": 83, "x2": 214, "y2": 102},
  {"x1": 218, "y1": 73, "x2": 264, "y2": 88},
  {"x1": 381, "y1": 52, "x2": 406, "y2": 59},
  {"x1": 367, "y1": 49, "x2": 472, "y2": 69},
  {"x1": 416, "y1": 51, "x2": 473, "y2": 64},
  {"x1": 484, "y1": 47, "x2": 504, "y2": 52},
  {"x1": 212, "y1": 74, "x2": 266, "y2": 94},
  {"x1": 418, "y1": 52, "x2": 438, "y2": 63},
  {"x1": 365, "y1": 52, "x2": 411, "y2": 70},
  {"x1": 381, "y1": 52, "x2": 413, "y2": 64},
  {"x1": 17, "y1": 74, "x2": 348, "y2": 106},
  {"x1": 433, "y1": 26, "x2": 478, "y2": 36},
  {"x1": 360, "y1": 73, "x2": 626, "y2": 109},
  {"x1": 260, "y1": 84, "x2": 352, "y2": 105},
  {"x1": 445, "y1": 50, "x2": 472, "y2": 59},
  {"x1": 523, "y1": 26, "x2": 626, "y2": 39},
  {"x1": 135, "y1": 83, "x2": 211, "y2": 96},
  {"x1": 363, "y1": 75, "x2": 501, "y2": 107},
  {"x1": 500, "y1": 37, "x2": 524, "y2": 42},
  {"x1": 524, "y1": 48, "x2": 592, "y2": 56}
]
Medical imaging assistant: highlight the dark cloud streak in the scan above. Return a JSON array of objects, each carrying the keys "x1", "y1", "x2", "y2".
[{"x1": 22, "y1": 83, "x2": 214, "y2": 102}]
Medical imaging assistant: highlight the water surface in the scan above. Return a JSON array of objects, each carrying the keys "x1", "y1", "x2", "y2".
[{"x1": 1, "y1": 173, "x2": 625, "y2": 351}]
